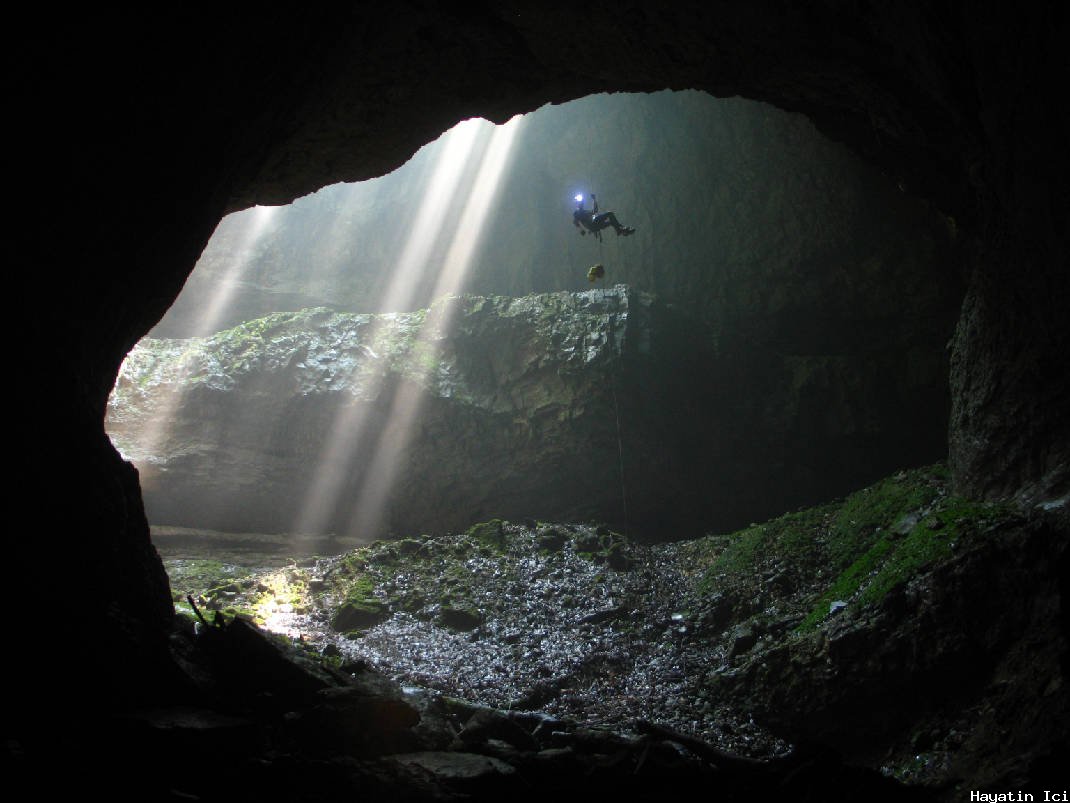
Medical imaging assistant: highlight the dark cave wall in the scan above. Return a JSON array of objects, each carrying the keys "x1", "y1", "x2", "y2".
[
  {"x1": 20, "y1": 3, "x2": 1068, "y2": 701},
  {"x1": 946, "y1": 9, "x2": 1070, "y2": 504}
]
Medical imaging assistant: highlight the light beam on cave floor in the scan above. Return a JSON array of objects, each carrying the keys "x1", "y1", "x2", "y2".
[
  {"x1": 292, "y1": 119, "x2": 487, "y2": 537},
  {"x1": 346, "y1": 114, "x2": 524, "y2": 538}
]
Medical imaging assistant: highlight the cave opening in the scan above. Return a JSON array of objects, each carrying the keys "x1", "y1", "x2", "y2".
[
  {"x1": 106, "y1": 90, "x2": 963, "y2": 546},
  {"x1": 100, "y1": 89, "x2": 973, "y2": 767}
]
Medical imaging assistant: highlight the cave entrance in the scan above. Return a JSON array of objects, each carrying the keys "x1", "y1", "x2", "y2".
[{"x1": 104, "y1": 89, "x2": 962, "y2": 624}]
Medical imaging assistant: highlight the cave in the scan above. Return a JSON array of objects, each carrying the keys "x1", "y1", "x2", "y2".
[
  {"x1": 16, "y1": 5, "x2": 1068, "y2": 801},
  {"x1": 106, "y1": 90, "x2": 963, "y2": 545}
]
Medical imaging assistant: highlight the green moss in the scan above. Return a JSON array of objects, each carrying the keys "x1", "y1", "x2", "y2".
[
  {"x1": 409, "y1": 341, "x2": 440, "y2": 376},
  {"x1": 392, "y1": 592, "x2": 426, "y2": 613},
  {"x1": 799, "y1": 538, "x2": 896, "y2": 630},
  {"x1": 698, "y1": 503, "x2": 834, "y2": 592},
  {"x1": 331, "y1": 573, "x2": 388, "y2": 630},
  {"x1": 536, "y1": 526, "x2": 569, "y2": 554},
  {"x1": 166, "y1": 559, "x2": 252, "y2": 604},
  {"x1": 824, "y1": 469, "x2": 941, "y2": 571},
  {"x1": 353, "y1": 540, "x2": 400, "y2": 567},
  {"x1": 691, "y1": 463, "x2": 1007, "y2": 633},
  {"x1": 339, "y1": 548, "x2": 372, "y2": 575},
  {"x1": 571, "y1": 528, "x2": 632, "y2": 569},
  {"x1": 465, "y1": 519, "x2": 508, "y2": 551},
  {"x1": 394, "y1": 537, "x2": 425, "y2": 557},
  {"x1": 858, "y1": 499, "x2": 1011, "y2": 607},
  {"x1": 343, "y1": 574, "x2": 379, "y2": 605},
  {"x1": 220, "y1": 606, "x2": 257, "y2": 622},
  {"x1": 798, "y1": 494, "x2": 1014, "y2": 631}
]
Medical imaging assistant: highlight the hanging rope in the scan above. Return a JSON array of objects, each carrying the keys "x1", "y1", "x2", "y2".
[
  {"x1": 577, "y1": 141, "x2": 629, "y2": 531},
  {"x1": 566, "y1": 220, "x2": 576, "y2": 282},
  {"x1": 611, "y1": 374, "x2": 629, "y2": 538},
  {"x1": 574, "y1": 172, "x2": 629, "y2": 534},
  {"x1": 598, "y1": 235, "x2": 607, "y2": 299},
  {"x1": 617, "y1": 223, "x2": 627, "y2": 284}
]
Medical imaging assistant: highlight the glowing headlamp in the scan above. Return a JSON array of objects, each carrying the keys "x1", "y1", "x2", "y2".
[{"x1": 574, "y1": 194, "x2": 583, "y2": 203}]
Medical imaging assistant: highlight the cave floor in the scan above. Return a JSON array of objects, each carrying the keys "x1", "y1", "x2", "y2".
[
  {"x1": 153, "y1": 467, "x2": 1069, "y2": 800},
  {"x1": 162, "y1": 523, "x2": 790, "y2": 761}
]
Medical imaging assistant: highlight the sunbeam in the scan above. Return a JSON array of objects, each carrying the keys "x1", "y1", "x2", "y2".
[
  {"x1": 346, "y1": 115, "x2": 524, "y2": 538},
  {"x1": 432, "y1": 115, "x2": 524, "y2": 302},
  {"x1": 197, "y1": 206, "x2": 279, "y2": 336},
  {"x1": 378, "y1": 118, "x2": 486, "y2": 314},
  {"x1": 110, "y1": 206, "x2": 278, "y2": 474},
  {"x1": 292, "y1": 119, "x2": 488, "y2": 537}
]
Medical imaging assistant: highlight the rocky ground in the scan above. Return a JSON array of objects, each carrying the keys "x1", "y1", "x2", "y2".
[{"x1": 164, "y1": 464, "x2": 1069, "y2": 799}]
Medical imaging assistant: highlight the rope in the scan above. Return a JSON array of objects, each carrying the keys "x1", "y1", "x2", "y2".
[
  {"x1": 578, "y1": 159, "x2": 628, "y2": 531},
  {"x1": 566, "y1": 222, "x2": 576, "y2": 284},
  {"x1": 611, "y1": 369, "x2": 629, "y2": 538},
  {"x1": 575, "y1": 176, "x2": 628, "y2": 534},
  {"x1": 598, "y1": 235, "x2": 606, "y2": 299}
]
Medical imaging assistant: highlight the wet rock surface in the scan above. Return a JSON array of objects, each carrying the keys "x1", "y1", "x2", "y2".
[
  {"x1": 180, "y1": 520, "x2": 767, "y2": 748},
  {"x1": 18, "y1": 580, "x2": 935, "y2": 802},
  {"x1": 162, "y1": 466, "x2": 1069, "y2": 798},
  {"x1": 309, "y1": 521, "x2": 781, "y2": 752}
]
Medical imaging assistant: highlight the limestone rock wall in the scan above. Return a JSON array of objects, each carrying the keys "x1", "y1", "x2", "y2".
[
  {"x1": 109, "y1": 285, "x2": 952, "y2": 540},
  {"x1": 111, "y1": 291, "x2": 640, "y2": 537}
]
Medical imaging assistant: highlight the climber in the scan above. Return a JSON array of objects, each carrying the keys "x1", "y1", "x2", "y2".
[{"x1": 573, "y1": 194, "x2": 635, "y2": 241}]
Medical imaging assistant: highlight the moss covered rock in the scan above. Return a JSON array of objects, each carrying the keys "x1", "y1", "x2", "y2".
[{"x1": 331, "y1": 600, "x2": 389, "y2": 632}]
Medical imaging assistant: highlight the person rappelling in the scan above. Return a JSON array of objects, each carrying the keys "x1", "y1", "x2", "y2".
[{"x1": 572, "y1": 193, "x2": 635, "y2": 241}]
